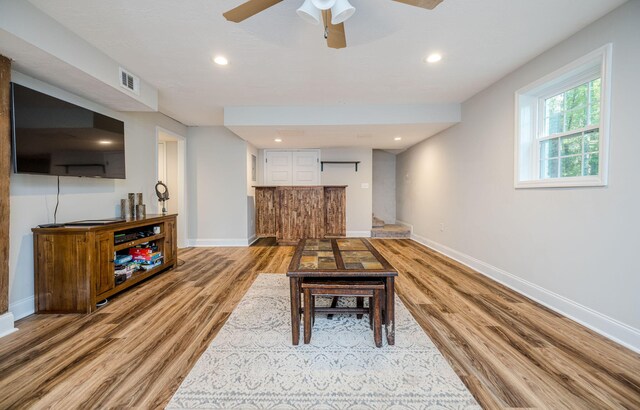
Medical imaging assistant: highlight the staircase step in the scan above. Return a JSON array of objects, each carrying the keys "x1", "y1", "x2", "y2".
[
  {"x1": 371, "y1": 224, "x2": 411, "y2": 238},
  {"x1": 372, "y1": 216, "x2": 385, "y2": 228}
]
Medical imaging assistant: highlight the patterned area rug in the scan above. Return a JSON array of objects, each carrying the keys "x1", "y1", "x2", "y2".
[{"x1": 167, "y1": 274, "x2": 479, "y2": 409}]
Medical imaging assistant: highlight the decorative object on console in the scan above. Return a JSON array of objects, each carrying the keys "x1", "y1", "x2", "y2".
[
  {"x1": 120, "y1": 198, "x2": 131, "y2": 219},
  {"x1": 128, "y1": 193, "x2": 135, "y2": 218},
  {"x1": 155, "y1": 181, "x2": 170, "y2": 215},
  {"x1": 136, "y1": 204, "x2": 146, "y2": 219}
]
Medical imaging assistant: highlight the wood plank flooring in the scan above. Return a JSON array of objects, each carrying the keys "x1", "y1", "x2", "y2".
[{"x1": 0, "y1": 238, "x2": 639, "y2": 409}]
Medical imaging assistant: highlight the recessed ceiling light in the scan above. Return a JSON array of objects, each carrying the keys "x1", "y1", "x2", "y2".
[
  {"x1": 394, "y1": 137, "x2": 402, "y2": 141},
  {"x1": 274, "y1": 138, "x2": 282, "y2": 143},
  {"x1": 425, "y1": 53, "x2": 442, "y2": 63},
  {"x1": 98, "y1": 140, "x2": 112, "y2": 145},
  {"x1": 213, "y1": 56, "x2": 228, "y2": 66}
]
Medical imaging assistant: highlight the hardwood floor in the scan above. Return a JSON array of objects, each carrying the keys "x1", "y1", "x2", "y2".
[{"x1": 0, "y1": 238, "x2": 638, "y2": 408}]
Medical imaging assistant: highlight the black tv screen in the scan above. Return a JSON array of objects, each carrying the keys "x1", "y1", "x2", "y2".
[{"x1": 10, "y1": 83, "x2": 126, "y2": 179}]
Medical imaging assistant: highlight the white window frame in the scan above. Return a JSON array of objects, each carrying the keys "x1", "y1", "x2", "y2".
[{"x1": 514, "y1": 44, "x2": 612, "y2": 188}]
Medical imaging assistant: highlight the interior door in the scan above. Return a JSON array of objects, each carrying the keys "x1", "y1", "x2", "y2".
[
  {"x1": 265, "y1": 151, "x2": 293, "y2": 185},
  {"x1": 265, "y1": 150, "x2": 320, "y2": 186},
  {"x1": 292, "y1": 151, "x2": 320, "y2": 185}
]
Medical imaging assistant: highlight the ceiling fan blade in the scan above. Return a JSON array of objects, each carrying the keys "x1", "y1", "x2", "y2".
[
  {"x1": 223, "y1": 0, "x2": 282, "y2": 23},
  {"x1": 392, "y1": 0, "x2": 443, "y2": 10},
  {"x1": 322, "y1": 10, "x2": 347, "y2": 49}
]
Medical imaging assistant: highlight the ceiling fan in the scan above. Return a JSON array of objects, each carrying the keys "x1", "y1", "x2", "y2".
[{"x1": 223, "y1": 0, "x2": 444, "y2": 49}]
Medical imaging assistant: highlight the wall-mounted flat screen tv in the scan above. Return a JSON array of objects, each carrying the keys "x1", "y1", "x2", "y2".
[{"x1": 10, "y1": 83, "x2": 126, "y2": 179}]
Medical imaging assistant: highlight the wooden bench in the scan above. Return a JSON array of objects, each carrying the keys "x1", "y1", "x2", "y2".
[{"x1": 301, "y1": 280, "x2": 385, "y2": 347}]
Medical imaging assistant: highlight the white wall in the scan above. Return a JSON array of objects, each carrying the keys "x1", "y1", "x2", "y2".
[
  {"x1": 372, "y1": 150, "x2": 396, "y2": 224},
  {"x1": 8, "y1": 72, "x2": 186, "y2": 320},
  {"x1": 320, "y1": 148, "x2": 373, "y2": 236},
  {"x1": 246, "y1": 143, "x2": 258, "y2": 242},
  {"x1": 396, "y1": 1, "x2": 640, "y2": 352},
  {"x1": 0, "y1": 0, "x2": 158, "y2": 111},
  {"x1": 186, "y1": 126, "x2": 249, "y2": 246}
]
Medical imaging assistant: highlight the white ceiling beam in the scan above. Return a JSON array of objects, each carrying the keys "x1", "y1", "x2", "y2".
[{"x1": 224, "y1": 104, "x2": 461, "y2": 127}]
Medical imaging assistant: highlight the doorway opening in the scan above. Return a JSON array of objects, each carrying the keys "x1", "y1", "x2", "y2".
[{"x1": 156, "y1": 127, "x2": 187, "y2": 248}]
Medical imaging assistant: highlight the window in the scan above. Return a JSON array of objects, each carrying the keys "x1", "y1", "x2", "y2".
[{"x1": 515, "y1": 44, "x2": 611, "y2": 188}]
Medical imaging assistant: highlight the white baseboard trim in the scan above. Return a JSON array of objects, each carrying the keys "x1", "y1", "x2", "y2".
[
  {"x1": 0, "y1": 312, "x2": 18, "y2": 338},
  {"x1": 9, "y1": 296, "x2": 35, "y2": 320},
  {"x1": 395, "y1": 219, "x2": 414, "y2": 234},
  {"x1": 410, "y1": 232, "x2": 640, "y2": 354},
  {"x1": 347, "y1": 231, "x2": 371, "y2": 238},
  {"x1": 248, "y1": 234, "x2": 259, "y2": 245},
  {"x1": 188, "y1": 238, "x2": 252, "y2": 247}
]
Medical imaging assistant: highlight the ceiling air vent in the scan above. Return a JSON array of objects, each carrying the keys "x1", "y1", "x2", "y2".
[{"x1": 119, "y1": 67, "x2": 140, "y2": 95}]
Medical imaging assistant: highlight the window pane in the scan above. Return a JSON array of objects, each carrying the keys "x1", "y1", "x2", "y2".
[
  {"x1": 583, "y1": 153, "x2": 599, "y2": 176},
  {"x1": 540, "y1": 159, "x2": 558, "y2": 179},
  {"x1": 560, "y1": 155, "x2": 582, "y2": 177},
  {"x1": 560, "y1": 134, "x2": 582, "y2": 156},
  {"x1": 589, "y1": 78, "x2": 601, "y2": 125},
  {"x1": 545, "y1": 93, "x2": 565, "y2": 135},
  {"x1": 545, "y1": 93, "x2": 564, "y2": 117},
  {"x1": 546, "y1": 112, "x2": 564, "y2": 135},
  {"x1": 565, "y1": 107, "x2": 588, "y2": 130},
  {"x1": 564, "y1": 84, "x2": 589, "y2": 132},
  {"x1": 565, "y1": 83, "x2": 588, "y2": 111},
  {"x1": 584, "y1": 130, "x2": 599, "y2": 153},
  {"x1": 540, "y1": 138, "x2": 559, "y2": 159}
]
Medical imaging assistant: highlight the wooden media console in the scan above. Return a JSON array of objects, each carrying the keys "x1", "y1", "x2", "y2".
[{"x1": 32, "y1": 214, "x2": 177, "y2": 313}]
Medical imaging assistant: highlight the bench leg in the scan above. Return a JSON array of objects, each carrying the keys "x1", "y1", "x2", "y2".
[
  {"x1": 303, "y1": 288, "x2": 312, "y2": 344},
  {"x1": 373, "y1": 289, "x2": 382, "y2": 348},
  {"x1": 326, "y1": 296, "x2": 339, "y2": 320},
  {"x1": 369, "y1": 296, "x2": 373, "y2": 329},
  {"x1": 290, "y1": 277, "x2": 300, "y2": 345},
  {"x1": 357, "y1": 297, "x2": 364, "y2": 319}
]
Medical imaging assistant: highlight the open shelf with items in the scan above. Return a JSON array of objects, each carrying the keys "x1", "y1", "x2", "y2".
[
  {"x1": 113, "y1": 233, "x2": 165, "y2": 251},
  {"x1": 32, "y1": 214, "x2": 177, "y2": 314}
]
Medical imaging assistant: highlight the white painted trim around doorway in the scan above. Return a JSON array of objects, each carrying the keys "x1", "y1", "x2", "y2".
[{"x1": 155, "y1": 127, "x2": 188, "y2": 249}]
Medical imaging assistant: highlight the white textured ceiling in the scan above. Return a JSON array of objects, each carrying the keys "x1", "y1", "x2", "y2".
[{"x1": 26, "y1": 0, "x2": 626, "y2": 148}]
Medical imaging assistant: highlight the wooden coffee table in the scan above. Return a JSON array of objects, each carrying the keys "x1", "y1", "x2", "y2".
[{"x1": 287, "y1": 238, "x2": 398, "y2": 345}]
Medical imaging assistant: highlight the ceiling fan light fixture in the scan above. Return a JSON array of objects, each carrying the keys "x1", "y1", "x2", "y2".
[
  {"x1": 297, "y1": 0, "x2": 321, "y2": 25},
  {"x1": 331, "y1": 0, "x2": 355, "y2": 24},
  {"x1": 311, "y1": 0, "x2": 336, "y2": 11}
]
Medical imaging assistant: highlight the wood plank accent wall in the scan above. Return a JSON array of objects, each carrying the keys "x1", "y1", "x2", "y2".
[
  {"x1": 0, "y1": 55, "x2": 11, "y2": 315},
  {"x1": 277, "y1": 187, "x2": 325, "y2": 244},
  {"x1": 255, "y1": 187, "x2": 276, "y2": 237},
  {"x1": 255, "y1": 186, "x2": 346, "y2": 245},
  {"x1": 324, "y1": 186, "x2": 346, "y2": 237}
]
